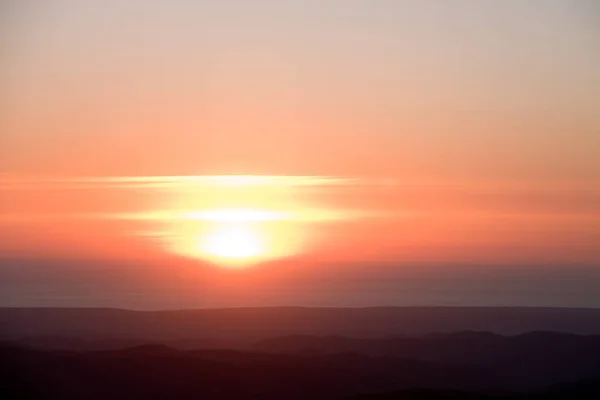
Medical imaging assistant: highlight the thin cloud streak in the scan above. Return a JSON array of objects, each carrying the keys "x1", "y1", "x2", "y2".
[
  {"x1": 2, "y1": 174, "x2": 598, "y2": 192},
  {"x1": 0, "y1": 209, "x2": 390, "y2": 223},
  {"x1": 0, "y1": 174, "x2": 365, "y2": 190}
]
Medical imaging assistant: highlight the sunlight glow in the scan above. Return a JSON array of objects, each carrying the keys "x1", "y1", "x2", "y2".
[
  {"x1": 143, "y1": 175, "x2": 363, "y2": 267},
  {"x1": 180, "y1": 209, "x2": 289, "y2": 222},
  {"x1": 199, "y1": 224, "x2": 266, "y2": 262},
  {"x1": 164, "y1": 207, "x2": 304, "y2": 267}
]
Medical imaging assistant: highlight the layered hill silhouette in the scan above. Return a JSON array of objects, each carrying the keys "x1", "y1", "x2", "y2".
[
  {"x1": 3, "y1": 307, "x2": 600, "y2": 399},
  {"x1": 255, "y1": 331, "x2": 600, "y2": 388}
]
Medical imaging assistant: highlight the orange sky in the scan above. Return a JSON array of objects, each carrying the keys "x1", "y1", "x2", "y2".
[{"x1": 1, "y1": 0, "x2": 599, "y2": 307}]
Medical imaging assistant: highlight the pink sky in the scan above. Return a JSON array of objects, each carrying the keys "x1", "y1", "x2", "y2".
[{"x1": 1, "y1": 1, "x2": 599, "y2": 307}]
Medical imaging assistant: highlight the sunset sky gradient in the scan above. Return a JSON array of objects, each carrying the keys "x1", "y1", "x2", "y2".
[{"x1": 2, "y1": 0, "x2": 599, "y2": 308}]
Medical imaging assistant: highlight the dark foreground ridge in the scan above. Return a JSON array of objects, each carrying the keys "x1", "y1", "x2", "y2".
[{"x1": 2, "y1": 343, "x2": 600, "y2": 399}]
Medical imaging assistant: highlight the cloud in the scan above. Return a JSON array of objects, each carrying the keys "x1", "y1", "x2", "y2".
[{"x1": 0, "y1": 174, "x2": 365, "y2": 190}]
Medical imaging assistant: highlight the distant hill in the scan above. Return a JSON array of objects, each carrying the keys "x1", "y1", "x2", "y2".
[{"x1": 2, "y1": 307, "x2": 600, "y2": 344}]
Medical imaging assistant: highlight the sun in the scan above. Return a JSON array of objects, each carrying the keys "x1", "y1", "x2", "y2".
[
  {"x1": 160, "y1": 206, "x2": 307, "y2": 268},
  {"x1": 199, "y1": 224, "x2": 266, "y2": 262},
  {"x1": 142, "y1": 176, "x2": 357, "y2": 268}
]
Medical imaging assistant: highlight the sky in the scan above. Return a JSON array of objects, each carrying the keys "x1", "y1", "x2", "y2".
[{"x1": 1, "y1": 0, "x2": 599, "y2": 308}]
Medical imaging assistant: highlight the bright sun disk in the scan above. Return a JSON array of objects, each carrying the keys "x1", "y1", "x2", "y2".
[{"x1": 196, "y1": 224, "x2": 268, "y2": 265}]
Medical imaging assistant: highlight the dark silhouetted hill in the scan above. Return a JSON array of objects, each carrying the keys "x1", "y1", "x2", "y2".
[
  {"x1": 3, "y1": 344, "x2": 600, "y2": 400},
  {"x1": 347, "y1": 380, "x2": 600, "y2": 399},
  {"x1": 255, "y1": 331, "x2": 600, "y2": 386},
  {"x1": 3, "y1": 307, "x2": 600, "y2": 399},
  {"x1": 0, "y1": 344, "x2": 502, "y2": 400}
]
